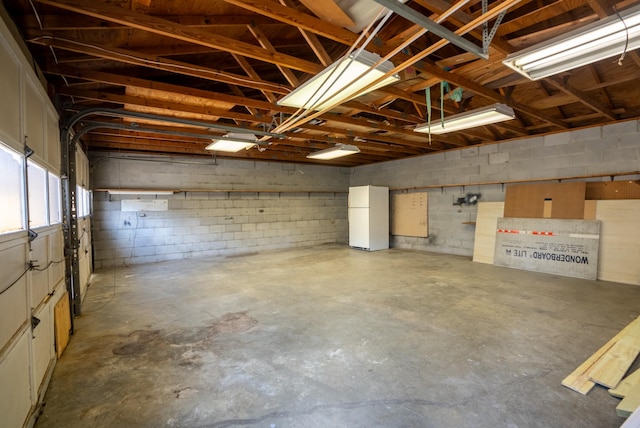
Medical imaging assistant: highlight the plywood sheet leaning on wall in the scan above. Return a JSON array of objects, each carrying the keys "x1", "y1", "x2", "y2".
[
  {"x1": 586, "y1": 181, "x2": 640, "y2": 200},
  {"x1": 472, "y1": 202, "x2": 504, "y2": 264},
  {"x1": 54, "y1": 292, "x2": 71, "y2": 358},
  {"x1": 504, "y1": 182, "x2": 586, "y2": 219},
  {"x1": 595, "y1": 200, "x2": 640, "y2": 286},
  {"x1": 391, "y1": 192, "x2": 428, "y2": 237}
]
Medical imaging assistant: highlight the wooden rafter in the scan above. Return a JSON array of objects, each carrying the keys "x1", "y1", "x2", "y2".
[{"x1": 35, "y1": 0, "x2": 324, "y2": 73}]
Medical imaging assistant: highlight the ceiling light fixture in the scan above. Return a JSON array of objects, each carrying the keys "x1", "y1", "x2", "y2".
[
  {"x1": 277, "y1": 50, "x2": 400, "y2": 111},
  {"x1": 415, "y1": 103, "x2": 515, "y2": 135},
  {"x1": 503, "y1": 4, "x2": 640, "y2": 80},
  {"x1": 205, "y1": 133, "x2": 257, "y2": 152},
  {"x1": 107, "y1": 190, "x2": 175, "y2": 195},
  {"x1": 306, "y1": 144, "x2": 361, "y2": 160}
]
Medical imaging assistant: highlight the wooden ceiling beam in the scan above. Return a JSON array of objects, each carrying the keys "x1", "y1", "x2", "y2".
[
  {"x1": 247, "y1": 23, "x2": 300, "y2": 86},
  {"x1": 546, "y1": 77, "x2": 617, "y2": 120},
  {"x1": 30, "y1": 34, "x2": 292, "y2": 95},
  {"x1": 279, "y1": 0, "x2": 332, "y2": 67},
  {"x1": 19, "y1": 14, "x2": 279, "y2": 31},
  {"x1": 232, "y1": 54, "x2": 279, "y2": 104},
  {"x1": 497, "y1": 0, "x2": 589, "y2": 37},
  {"x1": 222, "y1": 0, "x2": 359, "y2": 45},
  {"x1": 297, "y1": 123, "x2": 444, "y2": 151},
  {"x1": 413, "y1": 61, "x2": 569, "y2": 128},
  {"x1": 56, "y1": 87, "x2": 274, "y2": 125},
  {"x1": 45, "y1": 65, "x2": 434, "y2": 143},
  {"x1": 298, "y1": 0, "x2": 355, "y2": 28},
  {"x1": 35, "y1": 0, "x2": 323, "y2": 73}
]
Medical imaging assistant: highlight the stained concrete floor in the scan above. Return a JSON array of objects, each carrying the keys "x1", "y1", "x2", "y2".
[{"x1": 36, "y1": 245, "x2": 640, "y2": 428}]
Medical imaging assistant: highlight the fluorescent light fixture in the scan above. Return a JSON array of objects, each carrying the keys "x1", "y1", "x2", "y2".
[
  {"x1": 108, "y1": 190, "x2": 175, "y2": 195},
  {"x1": 277, "y1": 50, "x2": 400, "y2": 111},
  {"x1": 415, "y1": 103, "x2": 515, "y2": 135},
  {"x1": 503, "y1": 4, "x2": 640, "y2": 80},
  {"x1": 306, "y1": 144, "x2": 360, "y2": 160},
  {"x1": 205, "y1": 133, "x2": 257, "y2": 152}
]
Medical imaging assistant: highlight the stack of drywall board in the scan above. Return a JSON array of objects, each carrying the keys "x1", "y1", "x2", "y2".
[{"x1": 562, "y1": 316, "x2": 640, "y2": 419}]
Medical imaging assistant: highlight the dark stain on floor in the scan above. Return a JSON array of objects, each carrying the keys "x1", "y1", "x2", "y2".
[{"x1": 111, "y1": 311, "x2": 258, "y2": 363}]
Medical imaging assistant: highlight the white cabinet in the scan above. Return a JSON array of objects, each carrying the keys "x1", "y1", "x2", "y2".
[{"x1": 348, "y1": 185, "x2": 389, "y2": 251}]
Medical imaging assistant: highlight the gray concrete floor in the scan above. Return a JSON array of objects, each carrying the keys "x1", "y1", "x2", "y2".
[{"x1": 36, "y1": 245, "x2": 640, "y2": 428}]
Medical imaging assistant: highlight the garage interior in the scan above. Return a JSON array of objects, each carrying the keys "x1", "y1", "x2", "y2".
[{"x1": 0, "y1": 0, "x2": 640, "y2": 427}]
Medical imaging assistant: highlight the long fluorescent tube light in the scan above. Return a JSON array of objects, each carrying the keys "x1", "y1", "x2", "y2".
[
  {"x1": 108, "y1": 190, "x2": 175, "y2": 195},
  {"x1": 415, "y1": 103, "x2": 515, "y2": 135},
  {"x1": 277, "y1": 50, "x2": 400, "y2": 111},
  {"x1": 306, "y1": 144, "x2": 360, "y2": 160},
  {"x1": 503, "y1": 4, "x2": 640, "y2": 80},
  {"x1": 205, "y1": 133, "x2": 257, "y2": 152}
]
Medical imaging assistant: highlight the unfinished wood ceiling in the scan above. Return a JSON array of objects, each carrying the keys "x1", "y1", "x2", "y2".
[{"x1": 4, "y1": 0, "x2": 640, "y2": 165}]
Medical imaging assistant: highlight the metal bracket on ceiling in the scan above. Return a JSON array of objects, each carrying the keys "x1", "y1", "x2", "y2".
[
  {"x1": 373, "y1": 0, "x2": 488, "y2": 59},
  {"x1": 482, "y1": 0, "x2": 507, "y2": 56}
]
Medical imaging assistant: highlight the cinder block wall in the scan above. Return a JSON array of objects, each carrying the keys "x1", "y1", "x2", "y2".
[
  {"x1": 92, "y1": 155, "x2": 350, "y2": 268},
  {"x1": 351, "y1": 120, "x2": 640, "y2": 256}
]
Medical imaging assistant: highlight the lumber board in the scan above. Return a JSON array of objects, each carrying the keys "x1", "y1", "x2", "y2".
[
  {"x1": 610, "y1": 368, "x2": 640, "y2": 398},
  {"x1": 617, "y1": 385, "x2": 640, "y2": 418},
  {"x1": 589, "y1": 318, "x2": 640, "y2": 389},
  {"x1": 621, "y1": 402, "x2": 640, "y2": 427},
  {"x1": 562, "y1": 316, "x2": 640, "y2": 395},
  {"x1": 54, "y1": 292, "x2": 71, "y2": 359},
  {"x1": 472, "y1": 202, "x2": 504, "y2": 264}
]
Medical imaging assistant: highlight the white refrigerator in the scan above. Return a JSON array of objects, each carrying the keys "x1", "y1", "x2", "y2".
[{"x1": 348, "y1": 185, "x2": 389, "y2": 251}]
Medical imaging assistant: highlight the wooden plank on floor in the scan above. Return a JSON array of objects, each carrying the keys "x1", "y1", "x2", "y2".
[
  {"x1": 621, "y1": 402, "x2": 640, "y2": 427},
  {"x1": 611, "y1": 368, "x2": 640, "y2": 398},
  {"x1": 562, "y1": 316, "x2": 640, "y2": 395},
  {"x1": 617, "y1": 385, "x2": 640, "y2": 418},
  {"x1": 54, "y1": 292, "x2": 71, "y2": 359},
  {"x1": 472, "y1": 202, "x2": 504, "y2": 264},
  {"x1": 589, "y1": 318, "x2": 640, "y2": 389}
]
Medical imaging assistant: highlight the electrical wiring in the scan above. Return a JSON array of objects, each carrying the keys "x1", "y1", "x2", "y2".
[
  {"x1": 0, "y1": 266, "x2": 31, "y2": 296},
  {"x1": 614, "y1": 5, "x2": 630, "y2": 66},
  {"x1": 31, "y1": 258, "x2": 66, "y2": 272}
]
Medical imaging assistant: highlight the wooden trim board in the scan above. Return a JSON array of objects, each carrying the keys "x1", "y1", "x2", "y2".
[
  {"x1": 617, "y1": 386, "x2": 640, "y2": 418},
  {"x1": 620, "y1": 404, "x2": 640, "y2": 427},
  {"x1": 611, "y1": 368, "x2": 640, "y2": 398},
  {"x1": 588, "y1": 321, "x2": 640, "y2": 389},
  {"x1": 562, "y1": 316, "x2": 640, "y2": 395}
]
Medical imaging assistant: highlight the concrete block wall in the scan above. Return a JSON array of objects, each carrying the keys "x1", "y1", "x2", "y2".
[
  {"x1": 351, "y1": 120, "x2": 640, "y2": 257},
  {"x1": 92, "y1": 155, "x2": 350, "y2": 268}
]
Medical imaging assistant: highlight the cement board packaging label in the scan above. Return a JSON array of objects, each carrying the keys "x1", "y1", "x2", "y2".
[{"x1": 493, "y1": 218, "x2": 600, "y2": 280}]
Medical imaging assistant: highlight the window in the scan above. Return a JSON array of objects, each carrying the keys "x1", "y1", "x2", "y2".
[
  {"x1": 48, "y1": 172, "x2": 61, "y2": 224},
  {"x1": 0, "y1": 143, "x2": 24, "y2": 233},
  {"x1": 28, "y1": 159, "x2": 48, "y2": 228}
]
